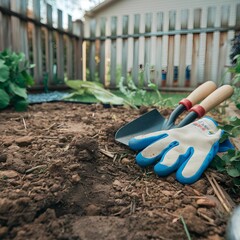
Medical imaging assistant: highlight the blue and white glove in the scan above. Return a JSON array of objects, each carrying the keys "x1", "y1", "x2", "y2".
[{"x1": 129, "y1": 117, "x2": 223, "y2": 184}]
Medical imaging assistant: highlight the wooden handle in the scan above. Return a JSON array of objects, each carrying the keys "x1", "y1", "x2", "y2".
[
  {"x1": 186, "y1": 81, "x2": 217, "y2": 105},
  {"x1": 199, "y1": 85, "x2": 234, "y2": 113}
]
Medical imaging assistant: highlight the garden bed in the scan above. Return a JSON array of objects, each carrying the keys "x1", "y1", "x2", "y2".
[{"x1": 0, "y1": 102, "x2": 239, "y2": 240}]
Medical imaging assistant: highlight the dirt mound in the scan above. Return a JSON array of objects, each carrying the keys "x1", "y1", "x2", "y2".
[{"x1": 0, "y1": 102, "x2": 238, "y2": 240}]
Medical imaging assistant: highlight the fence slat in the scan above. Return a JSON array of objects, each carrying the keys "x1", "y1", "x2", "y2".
[
  {"x1": 73, "y1": 20, "x2": 83, "y2": 80},
  {"x1": 45, "y1": 4, "x2": 54, "y2": 85},
  {"x1": 132, "y1": 14, "x2": 140, "y2": 85},
  {"x1": 100, "y1": 17, "x2": 106, "y2": 85},
  {"x1": 178, "y1": 9, "x2": 189, "y2": 87},
  {"x1": 20, "y1": 0, "x2": 28, "y2": 58},
  {"x1": 144, "y1": 13, "x2": 152, "y2": 86},
  {"x1": 0, "y1": 0, "x2": 11, "y2": 50},
  {"x1": 56, "y1": 9, "x2": 64, "y2": 82},
  {"x1": 204, "y1": 7, "x2": 216, "y2": 83},
  {"x1": 156, "y1": 12, "x2": 164, "y2": 88},
  {"x1": 167, "y1": 10, "x2": 176, "y2": 86},
  {"x1": 191, "y1": 8, "x2": 201, "y2": 87},
  {"x1": 121, "y1": 15, "x2": 128, "y2": 81},
  {"x1": 89, "y1": 19, "x2": 96, "y2": 81},
  {"x1": 217, "y1": 5, "x2": 230, "y2": 84},
  {"x1": 110, "y1": 16, "x2": 117, "y2": 87},
  {"x1": 32, "y1": 1, "x2": 42, "y2": 84},
  {"x1": 237, "y1": 4, "x2": 240, "y2": 27},
  {"x1": 10, "y1": 0, "x2": 21, "y2": 52},
  {"x1": 66, "y1": 15, "x2": 73, "y2": 80}
]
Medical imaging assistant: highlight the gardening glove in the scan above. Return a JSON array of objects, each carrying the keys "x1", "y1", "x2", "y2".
[{"x1": 129, "y1": 117, "x2": 223, "y2": 184}]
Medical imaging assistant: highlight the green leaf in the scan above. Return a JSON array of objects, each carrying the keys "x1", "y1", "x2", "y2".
[
  {"x1": 211, "y1": 155, "x2": 226, "y2": 172},
  {"x1": 65, "y1": 79, "x2": 103, "y2": 91},
  {"x1": 0, "y1": 88, "x2": 10, "y2": 109},
  {"x1": 14, "y1": 99, "x2": 28, "y2": 112},
  {"x1": 93, "y1": 89, "x2": 125, "y2": 105},
  {"x1": 232, "y1": 178, "x2": 240, "y2": 187},
  {"x1": 0, "y1": 60, "x2": 9, "y2": 82},
  {"x1": 21, "y1": 70, "x2": 34, "y2": 86},
  {"x1": 9, "y1": 82, "x2": 27, "y2": 99},
  {"x1": 227, "y1": 167, "x2": 240, "y2": 177},
  {"x1": 65, "y1": 79, "x2": 129, "y2": 106}
]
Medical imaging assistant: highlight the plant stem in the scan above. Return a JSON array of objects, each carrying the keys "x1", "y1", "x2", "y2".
[{"x1": 180, "y1": 215, "x2": 192, "y2": 240}]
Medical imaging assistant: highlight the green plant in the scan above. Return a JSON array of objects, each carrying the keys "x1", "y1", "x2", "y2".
[
  {"x1": 64, "y1": 79, "x2": 136, "y2": 108},
  {"x1": 228, "y1": 54, "x2": 240, "y2": 109},
  {"x1": 0, "y1": 49, "x2": 34, "y2": 111},
  {"x1": 211, "y1": 117, "x2": 240, "y2": 190},
  {"x1": 118, "y1": 71, "x2": 172, "y2": 108},
  {"x1": 230, "y1": 33, "x2": 240, "y2": 64}
]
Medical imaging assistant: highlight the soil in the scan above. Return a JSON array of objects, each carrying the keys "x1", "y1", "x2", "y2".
[{"x1": 0, "y1": 102, "x2": 239, "y2": 240}]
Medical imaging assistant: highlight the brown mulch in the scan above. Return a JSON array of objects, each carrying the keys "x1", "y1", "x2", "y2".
[{"x1": 0, "y1": 102, "x2": 239, "y2": 240}]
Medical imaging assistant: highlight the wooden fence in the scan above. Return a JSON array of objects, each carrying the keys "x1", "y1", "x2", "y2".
[
  {"x1": 1, "y1": 1, "x2": 240, "y2": 91},
  {"x1": 85, "y1": 3, "x2": 240, "y2": 90},
  {"x1": 0, "y1": 0, "x2": 83, "y2": 89}
]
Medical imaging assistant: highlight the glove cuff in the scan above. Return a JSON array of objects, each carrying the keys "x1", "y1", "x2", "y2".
[{"x1": 193, "y1": 117, "x2": 219, "y2": 134}]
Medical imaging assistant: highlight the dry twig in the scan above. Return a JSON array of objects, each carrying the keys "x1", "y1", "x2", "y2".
[{"x1": 205, "y1": 173, "x2": 232, "y2": 214}]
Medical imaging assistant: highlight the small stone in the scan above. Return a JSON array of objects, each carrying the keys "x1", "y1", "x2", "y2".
[
  {"x1": 50, "y1": 184, "x2": 61, "y2": 192},
  {"x1": 8, "y1": 144, "x2": 20, "y2": 151},
  {"x1": 85, "y1": 204, "x2": 101, "y2": 216},
  {"x1": 196, "y1": 197, "x2": 216, "y2": 208},
  {"x1": 192, "y1": 179, "x2": 208, "y2": 194},
  {"x1": 69, "y1": 164, "x2": 80, "y2": 171},
  {"x1": 113, "y1": 180, "x2": 122, "y2": 190},
  {"x1": 71, "y1": 174, "x2": 81, "y2": 183},
  {"x1": 0, "y1": 170, "x2": 19, "y2": 179},
  {"x1": 0, "y1": 227, "x2": 8, "y2": 238},
  {"x1": 121, "y1": 158, "x2": 131, "y2": 165},
  {"x1": 0, "y1": 198, "x2": 13, "y2": 214},
  {"x1": 162, "y1": 190, "x2": 172, "y2": 196},
  {"x1": 207, "y1": 234, "x2": 223, "y2": 240},
  {"x1": 15, "y1": 136, "x2": 33, "y2": 147},
  {"x1": 0, "y1": 154, "x2": 7, "y2": 162}
]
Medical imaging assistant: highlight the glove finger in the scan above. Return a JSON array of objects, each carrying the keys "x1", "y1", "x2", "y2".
[
  {"x1": 154, "y1": 146, "x2": 193, "y2": 177},
  {"x1": 129, "y1": 131, "x2": 168, "y2": 151},
  {"x1": 136, "y1": 137, "x2": 176, "y2": 167},
  {"x1": 176, "y1": 141, "x2": 219, "y2": 184}
]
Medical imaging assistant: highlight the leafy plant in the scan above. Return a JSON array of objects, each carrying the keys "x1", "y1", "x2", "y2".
[
  {"x1": 64, "y1": 79, "x2": 136, "y2": 108},
  {"x1": 211, "y1": 117, "x2": 240, "y2": 190},
  {"x1": 228, "y1": 54, "x2": 240, "y2": 109},
  {"x1": 118, "y1": 71, "x2": 172, "y2": 108},
  {"x1": 230, "y1": 33, "x2": 240, "y2": 64},
  {"x1": 0, "y1": 49, "x2": 34, "y2": 111}
]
